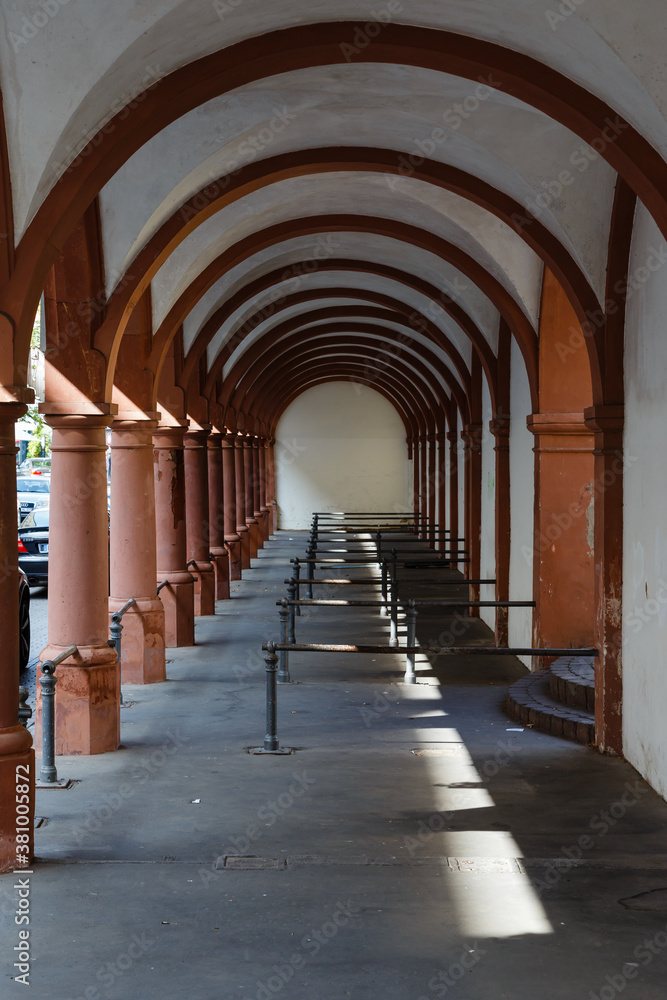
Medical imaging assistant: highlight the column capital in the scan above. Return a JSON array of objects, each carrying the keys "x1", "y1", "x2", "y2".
[
  {"x1": 489, "y1": 417, "x2": 511, "y2": 449},
  {"x1": 183, "y1": 425, "x2": 211, "y2": 447},
  {"x1": 461, "y1": 422, "x2": 483, "y2": 450},
  {"x1": 0, "y1": 399, "x2": 29, "y2": 426},
  {"x1": 446, "y1": 430, "x2": 458, "y2": 445},
  {"x1": 526, "y1": 412, "x2": 591, "y2": 436},
  {"x1": 583, "y1": 404, "x2": 624, "y2": 436}
]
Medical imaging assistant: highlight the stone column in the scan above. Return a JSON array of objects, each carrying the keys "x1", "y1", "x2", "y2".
[
  {"x1": 584, "y1": 405, "x2": 624, "y2": 754},
  {"x1": 109, "y1": 417, "x2": 166, "y2": 684},
  {"x1": 243, "y1": 435, "x2": 261, "y2": 558},
  {"x1": 419, "y1": 432, "x2": 428, "y2": 539},
  {"x1": 252, "y1": 436, "x2": 265, "y2": 547},
  {"x1": 491, "y1": 418, "x2": 511, "y2": 647},
  {"x1": 267, "y1": 439, "x2": 278, "y2": 533},
  {"x1": 39, "y1": 410, "x2": 120, "y2": 754},
  {"x1": 427, "y1": 434, "x2": 437, "y2": 547},
  {"x1": 461, "y1": 422, "x2": 483, "y2": 608},
  {"x1": 234, "y1": 434, "x2": 251, "y2": 569},
  {"x1": 184, "y1": 428, "x2": 215, "y2": 616},
  {"x1": 153, "y1": 424, "x2": 195, "y2": 647},
  {"x1": 207, "y1": 430, "x2": 230, "y2": 600},
  {"x1": 447, "y1": 430, "x2": 459, "y2": 547},
  {"x1": 527, "y1": 413, "x2": 595, "y2": 668},
  {"x1": 435, "y1": 433, "x2": 448, "y2": 552},
  {"x1": 258, "y1": 437, "x2": 271, "y2": 541},
  {"x1": 221, "y1": 431, "x2": 242, "y2": 580},
  {"x1": 0, "y1": 401, "x2": 35, "y2": 872}
]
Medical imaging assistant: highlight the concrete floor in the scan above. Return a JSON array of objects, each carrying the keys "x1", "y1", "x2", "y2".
[{"x1": 4, "y1": 531, "x2": 667, "y2": 998}]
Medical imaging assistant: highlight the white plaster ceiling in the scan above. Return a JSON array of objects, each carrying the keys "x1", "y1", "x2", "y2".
[{"x1": 2, "y1": 0, "x2": 666, "y2": 242}]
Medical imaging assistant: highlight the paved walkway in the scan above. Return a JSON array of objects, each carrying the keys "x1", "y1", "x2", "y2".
[{"x1": 4, "y1": 531, "x2": 667, "y2": 999}]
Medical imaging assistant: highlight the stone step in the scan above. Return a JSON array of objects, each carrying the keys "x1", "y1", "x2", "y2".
[
  {"x1": 549, "y1": 656, "x2": 595, "y2": 711},
  {"x1": 506, "y1": 671, "x2": 595, "y2": 745}
]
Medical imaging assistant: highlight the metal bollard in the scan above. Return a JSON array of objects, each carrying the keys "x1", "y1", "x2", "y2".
[
  {"x1": 278, "y1": 599, "x2": 291, "y2": 683},
  {"x1": 264, "y1": 641, "x2": 280, "y2": 751},
  {"x1": 39, "y1": 661, "x2": 59, "y2": 783},
  {"x1": 287, "y1": 581, "x2": 297, "y2": 643},
  {"x1": 389, "y1": 598, "x2": 398, "y2": 646},
  {"x1": 375, "y1": 529, "x2": 382, "y2": 566},
  {"x1": 405, "y1": 600, "x2": 418, "y2": 684},
  {"x1": 109, "y1": 611, "x2": 125, "y2": 706},
  {"x1": 390, "y1": 548, "x2": 398, "y2": 595}
]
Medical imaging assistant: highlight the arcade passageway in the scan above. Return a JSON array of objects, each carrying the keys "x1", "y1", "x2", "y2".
[
  {"x1": 11, "y1": 531, "x2": 667, "y2": 999},
  {"x1": 1, "y1": 1, "x2": 667, "y2": 994}
]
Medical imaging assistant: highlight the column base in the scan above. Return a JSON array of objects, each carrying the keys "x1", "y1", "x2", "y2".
[
  {"x1": 210, "y1": 548, "x2": 231, "y2": 600},
  {"x1": 237, "y1": 526, "x2": 251, "y2": 570},
  {"x1": 225, "y1": 537, "x2": 242, "y2": 581},
  {"x1": 260, "y1": 507, "x2": 271, "y2": 541},
  {"x1": 109, "y1": 597, "x2": 166, "y2": 684},
  {"x1": 247, "y1": 519, "x2": 262, "y2": 557},
  {"x1": 0, "y1": 727, "x2": 34, "y2": 873},
  {"x1": 36, "y1": 644, "x2": 120, "y2": 755},
  {"x1": 159, "y1": 573, "x2": 195, "y2": 647},
  {"x1": 190, "y1": 562, "x2": 216, "y2": 616}
]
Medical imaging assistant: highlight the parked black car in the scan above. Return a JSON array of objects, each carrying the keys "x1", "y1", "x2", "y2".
[
  {"x1": 18, "y1": 567, "x2": 30, "y2": 671},
  {"x1": 18, "y1": 507, "x2": 49, "y2": 586}
]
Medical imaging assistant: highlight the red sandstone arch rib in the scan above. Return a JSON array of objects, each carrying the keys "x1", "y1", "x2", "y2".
[
  {"x1": 89, "y1": 149, "x2": 599, "y2": 381},
  {"x1": 182, "y1": 260, "x2": 494, "y2": 403},
  {"x1": 244, "y1": 361, "x2": 439, "y2": 440},
  {"x1": 220, "y1": 329, "x2": 464, "y2": 427},
  {"x1": 147, "y1": 216, "x2": 523, "y2": 405},
  {"x1": 207, "y1": 308, "x2": 471, "y2": 416},
  {"x1": 195, "y1": 296, "x2": 472, "y2": 401},
  {"x1": 259, "y1": 373, "x2": 423, "y2": 440},
  {"x1": 227, "y1": 342, "x2": 452, "y2": 436},
  {"x1": 5, "y1": 21, "x2": 667, "y2": 377}
]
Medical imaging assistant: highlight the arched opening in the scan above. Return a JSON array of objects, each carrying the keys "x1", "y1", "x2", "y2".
[{"x1": 274, "y1": 381, "x2": 410, "y2": 529}]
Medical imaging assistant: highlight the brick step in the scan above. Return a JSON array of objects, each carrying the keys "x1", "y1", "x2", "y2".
[
  {"x1": 549, "y1": 656, "x2": 595, "y2": 711},
  {"x1": 506, "y1": 671, "x2": 595, "y2": 745}
]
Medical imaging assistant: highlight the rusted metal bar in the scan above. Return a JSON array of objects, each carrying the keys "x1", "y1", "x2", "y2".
[{"x1": 262, "y1": 643, "x2": 599, "y2": 656}]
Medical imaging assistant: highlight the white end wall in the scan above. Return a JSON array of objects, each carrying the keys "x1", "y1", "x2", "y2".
[
  {"x1": 275, "y1": 382, "x2": 410, "y2": 529},
  {"x1": 480, "y1": 378, "x2": 496, "y2": 631},
  {"x1": 623, "y1": 202, "x2": 667, "y2": 799},
  {"x1": 508, "y1": 337, "x2": 534, "y2": 668}
]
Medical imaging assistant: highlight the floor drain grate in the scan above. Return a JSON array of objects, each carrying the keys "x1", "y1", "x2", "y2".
[{"x1": 216, "y1": 856, "x2": 287, "y2": 870}]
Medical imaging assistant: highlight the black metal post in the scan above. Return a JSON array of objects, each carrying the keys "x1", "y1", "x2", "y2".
[
  {"x1": 405, "y1": 600, "x2": 418, "y2": 684},
  {"x1": 293, "y1": 557, "x2": 301, "y2": 616},
  {"x1": 287, "y1": 580, "x2": 297, "y2": 643},
  {"x1": 306, "y1": 546, "x2": 314, "y2": 598},
  {"x1": 264, "y1": 641, "x2": 279, "y2": 751},
  {"x1": 18, "y1": 686, "x2": 32, "y2": 728},
  {"x1": 278, "y1": 599, "x2": 291, "y2": 683},
  {"x1": 380, "y1": 558, "x2": 388, "y2": 617}
]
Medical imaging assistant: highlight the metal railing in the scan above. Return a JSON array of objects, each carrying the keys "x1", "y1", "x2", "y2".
[{"x1": 259, "y1": 638, "x2": 599, "y2": 750}]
